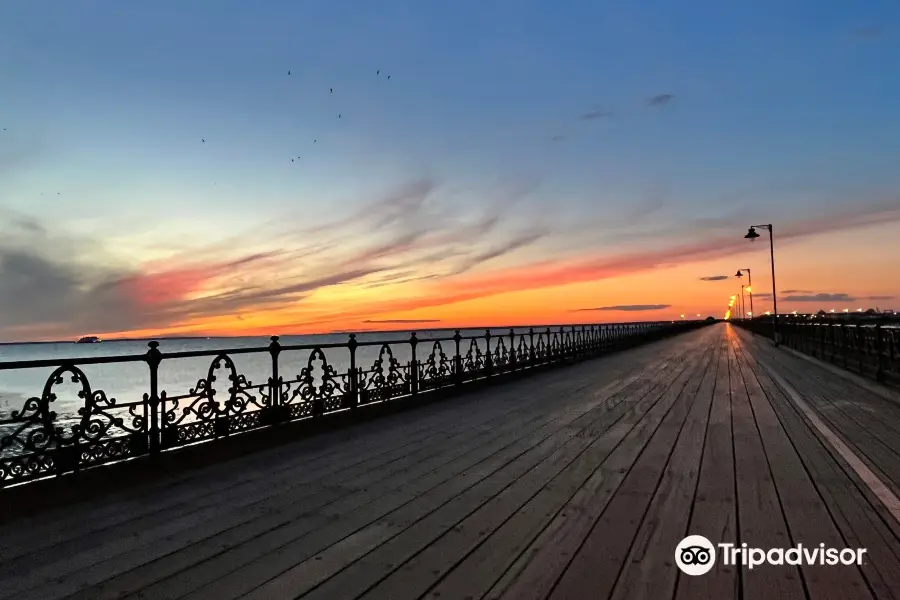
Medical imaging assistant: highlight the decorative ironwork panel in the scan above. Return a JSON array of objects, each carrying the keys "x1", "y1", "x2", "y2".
[
  {"x1": 282, "y1": 348, "x2": 351, "y2": 417},
  {"x1": 419, "y1": 341, "x2": 453, "y2": 391},
  {"x1": 1, "y1": 364, "x2": 146, "y2": 485},
  {"x1": 359, "y1": 344, "x2": 410, "y2": 404},
  {"x1": 461, "y1": 339, "x2": 487, "y2": 381},
  {"x1": 161, "y1": 354, "x2": 269, "y2": 448}
]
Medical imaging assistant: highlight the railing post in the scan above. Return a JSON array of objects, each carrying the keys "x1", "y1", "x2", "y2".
[
  {"x1": 347, "y1": 334, "x2": 359, "y2": 409},
  {"x1": 841, "y1": 323, "x2": 848, "y2": 368},
  {"x1": 876, "y1": 324, "x2": 885, "y2": 382},
  {"x1": 454, "y1": 330, "x2": 463, "y2": 385},
  {"x1": 529, "y1": 328, "x2": 536, "y2": 366},
  {"x1": 410, "y1": 332, "x2": 419, "y2": 395},
  {"x1": 509, "y1": 328, "x2": 516, "y2": 371},
  {"x1": 147, "y1": 341, "x2": 162, "y2": 455},
  {"x1": 545, "y1": 328, "x2": 552, "y2": 363},
  {"x1": 485, "y1": 329, "x2": 493, "y2": 377},
  {"x1": 856, "y1": 324, "x2": 864, "y2": 375},
  {"x1": 268, "y1": 336, "x2": 282, "y2": 412}
]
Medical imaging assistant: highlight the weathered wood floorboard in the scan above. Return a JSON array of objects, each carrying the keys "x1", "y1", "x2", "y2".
[{"x1": 4, "y1": 324, "x2": 900, "y2": 600}]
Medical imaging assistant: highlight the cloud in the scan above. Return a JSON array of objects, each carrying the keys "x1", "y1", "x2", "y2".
[
  {"x1": 579, "y1": 108, "x2": 614, "y2": 121},
  {"x1": 783, "y1": 293, "x2": 854, "y2": 302},
  {"x1": 853, "y1": 26, "x2": 883, "y2": 39},
  {"x1": 363, "y1": 319, "x2": 441, "y2": 324},
  {"x1": 573, "y1": 305, "x2": 671, "y2": 312},
  {"x1": 700, "y1": 275, "x2": 729, "y2": 281},
  {"x1": 328, "y1": 198, "x2": 900, "y2": 321},
  {"x1": 0, "y1": 178, "x2": 550, "y2": 340},
  {"x1": 750, "y1": 291, "x2": 894, "y2": 303},
  {"x1": 648, "y1": 94, "x2": 674, "y2": 107},
  {"x1": 5, "y1": 182, "x2": 900, "y2": 341}
]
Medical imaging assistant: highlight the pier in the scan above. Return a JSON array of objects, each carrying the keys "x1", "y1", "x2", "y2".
[{"x1": 2, "y1": 323, "x2": 900, "y2": 599}]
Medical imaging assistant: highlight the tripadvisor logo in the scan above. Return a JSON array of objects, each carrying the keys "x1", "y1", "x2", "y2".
[
  {"x1": 675, "y1": 535, "x2": 716, "y2": 576},
  {"x1": 675, "y1": 535, "x2": 868, "y2": 575}
]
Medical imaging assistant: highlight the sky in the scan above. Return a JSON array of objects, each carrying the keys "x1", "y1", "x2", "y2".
[{"x1": 2, "y1": 0, "x2": 900, "y2": 341}]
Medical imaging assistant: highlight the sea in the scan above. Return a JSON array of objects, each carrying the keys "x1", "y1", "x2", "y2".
[{"x1": 0, "y1": 327, "x2": 561, "y2": 430}]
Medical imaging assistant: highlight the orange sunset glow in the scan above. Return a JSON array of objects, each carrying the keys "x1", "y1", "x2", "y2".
[{"x1": 3, "y1": 187, "x2": 897, "y2": 342}]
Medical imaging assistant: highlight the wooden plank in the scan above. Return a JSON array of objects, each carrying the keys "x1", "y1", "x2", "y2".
[
  {"x1": 478, "y1": 336, "x2": 713, "y2": 600},
  {"x1": 0, "y1": 364, "x2": 581, "y2": 561},
  {"x1": 9, "y1": 358, "x2": 648, "y2": 600},
  {"x1": 0, "y1": 328, "x2": 704, "y2": 556},
  {"x1": 389, "y1": 342, "x2": 718, "y2": 600},
  {"x1": 138, "y1": 337, "x2": 702, "y2": 600},
  {"x1": 674, "y1": 336, "x2": 738, "y2": 600},
  {"x1": 605, "y1": 338, "x2": 719, "y2": 600},
  {"x1": 726, "y1": 328, "x2": 806, "y2": 600},
  {"x1": 739, "y1": 336, "x2": 900, "y2": 600},
  {"x1": 733, "y1": 337, "x2": 873, "y2": 600},
  {"x1": 544, "y1": 345, "x2": 713, "y2": 600},
  {"x1": 434, "y1": 335, "x2": 718, "y2": 600},
  {"x1": 0, "y1": 381, "x2": 573, "y2": 599},
  {"x1": 0, "y1": 327, "x2": 710, "y2": 600},
  {"x1": 739, "y1": 332, "x2": 900, "y2": 528},
  {"x1": 236, "y1": 338, "x2": 714, "y2": 600}
]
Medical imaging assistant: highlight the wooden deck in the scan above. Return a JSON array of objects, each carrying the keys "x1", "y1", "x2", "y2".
[{"x1": 2, "y1": 323, "x2": 900, "y2": 600}]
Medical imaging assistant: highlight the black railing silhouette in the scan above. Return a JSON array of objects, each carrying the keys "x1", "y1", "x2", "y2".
[
  {"x1": 734, "y1": 317, "x2": 900, "y2": 386},
  {"x1": 0, "y1": 320, "x2": 709, "y2": 487}
]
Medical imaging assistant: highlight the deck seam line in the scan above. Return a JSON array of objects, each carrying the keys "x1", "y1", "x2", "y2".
[{"x1": 761, "y1": 364, "x2": 900, "y2": 527}]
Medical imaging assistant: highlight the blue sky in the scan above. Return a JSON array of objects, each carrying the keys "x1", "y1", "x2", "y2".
[{"x1": 2, "y1": 0, "x2": 900, "y2": 339}]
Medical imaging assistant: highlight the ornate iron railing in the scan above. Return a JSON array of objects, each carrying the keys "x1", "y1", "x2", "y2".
[
  {"x1": 734, "y1": 318, "x2": 900, "y2": 386},
  {"x1": 0, "y1": 320, "x2": 710, "y2": 487}
]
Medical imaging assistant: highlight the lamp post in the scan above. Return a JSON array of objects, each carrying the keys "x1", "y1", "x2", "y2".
[
  {"x1": 744, "y1": 224, "x2": 778, "y2": 345},
  {"x1": 735, "y1": 269, "x2": 753, "y2": 317}
]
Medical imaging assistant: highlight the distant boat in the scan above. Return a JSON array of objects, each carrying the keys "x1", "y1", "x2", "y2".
[{"x1": 76, "y1": 336, "x2": 102, "y2": 344}]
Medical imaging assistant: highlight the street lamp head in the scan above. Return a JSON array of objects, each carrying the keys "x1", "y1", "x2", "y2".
[
  {"x1": 735, "y1": 269, "x2": 743, "y2": 278},
  {"x1": 744, "y1": 227, "x2": 760, "y2": 240}
]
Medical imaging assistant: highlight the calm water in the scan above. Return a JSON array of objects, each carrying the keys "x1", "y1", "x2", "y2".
[{"x1": 0, "y1": 328, "x2": 568, "y2": 426}]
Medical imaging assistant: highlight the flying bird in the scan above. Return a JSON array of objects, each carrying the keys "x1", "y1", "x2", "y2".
[
  {"x1": 330, "y1": 88, "x2": 333, "y2": 93},
  {"x1": 201, "y1": 138, "x2": 206, "y2": 143},
  {"x1": 313, "y1": 139, "x2": 316, "y2": 143},
  {"x1": 338, "y1": 113, "x2": 341, "y2": 118},
  {"x1": 648, "y1": 94, "x2": 674, "y2": 107},
  {"x1": 288, "y1": 70, "x2": 291, "y2": 75},
  {"x1": 376, "y1": 70, "x2": 380, "y2": 75},
  {"x1": 387, "y1": 75, "x2": 391, "y2": 80}
]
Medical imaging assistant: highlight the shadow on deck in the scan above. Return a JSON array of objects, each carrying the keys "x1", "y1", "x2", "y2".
[{"x1": 1, "y1": 324, "x2": 900, "y2": 600}]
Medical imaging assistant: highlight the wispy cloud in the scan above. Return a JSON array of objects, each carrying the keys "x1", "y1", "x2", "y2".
[
  {"x1": 783, "y1": 293, "x2": 855, "y2": 302},
  {"x1": 751, "y1": 292, "x2": 894, "y2": 303},
  {"x1": 700, "y1": 275, "x2": 729, "y2": 281},
  {"x1": 363, "y1": 319, "x2": 441, "y2": 324},
  {"x1": 648, "y1": 94, "x2": 674, "y2": 107},
  {"x1": 0, "y1": 178, "x2": 550, "y2": 340},
  {"x1": 4, "y1": 184, "x2": 900, "y2": 341},
  {"x1": 853, "y1": 26, "x2": 884, "y2": 39},
  {"x1": 573, "y1": 304, "x2": 671, "y2": 312},
  {"x1": 579, "y1": 107, "x2": 614, "y2": 121}
]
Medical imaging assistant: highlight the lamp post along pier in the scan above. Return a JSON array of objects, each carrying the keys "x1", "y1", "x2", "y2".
[
  {"x1": 736, "y1": 268, "x2": 754, "y2": 320},
  {"x1": 744, "y1": 225, "x2": 778, "y2": 345}
]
